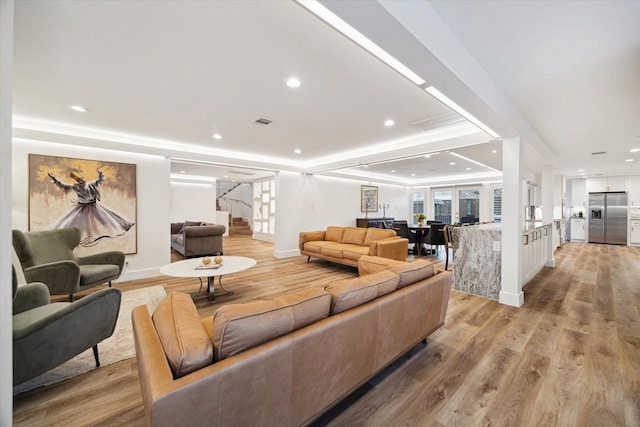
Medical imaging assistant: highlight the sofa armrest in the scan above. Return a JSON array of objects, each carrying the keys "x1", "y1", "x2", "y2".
[
  {"x1": 370, "y1": 237, "x2": 408, "y2": 261},
  {"x1": 299, "y1": 231, "x2": 326, "y2": 251},
  {"x1": 13, "y1": 282, "x2": 50, "y2": 314},
  {"x1": 183, "y1": 224, "x2": 226, "y2": 237},
  {"x1": 24, "y1": 261, "x2": 81, "y2": 295}
]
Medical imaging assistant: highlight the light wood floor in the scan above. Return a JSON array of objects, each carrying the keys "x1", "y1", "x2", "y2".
[{"x1": 13, "y1": 237, "x2": 640, "y2": 427}]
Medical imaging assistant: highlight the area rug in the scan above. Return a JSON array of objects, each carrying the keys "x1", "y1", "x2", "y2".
[{"x1": 13, "y1": 285, "x2": 167, "y2": 395}]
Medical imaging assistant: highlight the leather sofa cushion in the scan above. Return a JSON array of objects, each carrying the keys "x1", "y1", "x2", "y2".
[
  {"x1": 152, "y1": 292, "x2": 213, "y2": 379},
  {"x1": 342, "y1": 246, "x2": 370, "y2": 260},
  {"x1": 363, "y1": 227, "x2": 396, "y2": 245},
  {"x1": 386, "y1": 259, "x2": 435, "y2": 288},
  {"x1": 211, "y1": 288, "x2": 331, "y2": 361},
  {"x1": 320, "y1": 243, "x2": 344, "y2": 258},
  {"x1": 342, "y1": 227, "x2": 367, "y2": 245},
  {"x1": 357, "y1": 255, "x2": 405, "y2": 276},
  {"x1": 325, "y1": 226, "x2": 345, "y2": 242},
  {"x1": 325, "y1": 270, "x2": 399, "y2": 314}
]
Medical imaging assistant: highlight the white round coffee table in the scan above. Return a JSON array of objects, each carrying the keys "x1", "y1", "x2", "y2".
[{"x1": 160, "y1": 256, "x2": 257, "y2": 302}]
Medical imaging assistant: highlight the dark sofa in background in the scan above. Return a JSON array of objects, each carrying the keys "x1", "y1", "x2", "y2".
[{"x1": 170, "y1": 221, "x2": 226, "y2": 258}]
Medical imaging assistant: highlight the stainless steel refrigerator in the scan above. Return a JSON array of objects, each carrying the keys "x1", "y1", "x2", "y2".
[{"x1": 588, "y1": 192, "x2": 628, "y2": 245}]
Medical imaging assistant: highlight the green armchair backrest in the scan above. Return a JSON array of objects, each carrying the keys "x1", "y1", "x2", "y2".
[{"x1": 13, "y1": 227, "x2": 80, "y2": 268}]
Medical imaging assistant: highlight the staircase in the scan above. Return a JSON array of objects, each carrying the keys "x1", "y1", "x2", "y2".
[{"x1": 229, "y1": 217, "x2": 252, "y2": 235}]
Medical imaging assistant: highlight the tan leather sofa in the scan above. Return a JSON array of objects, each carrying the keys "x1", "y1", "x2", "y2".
[
  {"x1": 132, "y1": 257, "x2": 450, "y2": 427},
  {"x1": 299, "y1": 226, "x2": 408, "y2": 267}
]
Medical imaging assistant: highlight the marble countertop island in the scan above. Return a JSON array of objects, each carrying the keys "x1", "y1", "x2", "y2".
[
  {"x1": 450, "y1": 225, "x2": 502, "y2": 300},
  {"x1": 450, "y1": 222, "x2": 553, "y2": 301}
]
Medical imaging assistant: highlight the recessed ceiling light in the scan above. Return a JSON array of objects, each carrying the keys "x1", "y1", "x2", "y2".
[
  {"x1": 70, "y1": 105, "x2": 88, "y2": 112},
  {"x1": 465, "y1": 167, "x2": 472, "y2": 170},
  {"x1": 180, "y1": 171, "x2": 186, "y2": 174},
  {"x1": 631, "y1": 148, "x2": 640, "y2": 153},
  {"x1": 625, "y1": 158, "x2": 634, "y2": 162},
  {"x1": 449, "y1": 162, "x2": 456, "y2": 166},
  {"x1": 390, "y1": 170, "x2": 396, "y2": 173},
  {"x1": 424, "y1": 154, "x2": 431, "y2": 158},
  {"x1": 411, "y1": 173, "x2": 416, "y2": 176},
  {"x1": 286, "y1": 77, "x2": 301, "y2": 88},
  {"x1": 212, "y1": 133, "x2": 222, "y2": 140},
  {"x1": 578, "y1": 169, "x2": 585, "y2": 172},
  {"x1": 384, "y1": 119, "x2": 395, "y2": 127},
  {"x1": 492, "y1": 150, "x2": 497, "y2": 154},
  {"x1": 294, "y1": 149, "x2": 302, "y2": 154}
]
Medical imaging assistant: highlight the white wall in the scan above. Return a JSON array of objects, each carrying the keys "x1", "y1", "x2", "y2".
[
  {"x1": 170, "y1": 181, "x2": 217, "y2": 224},
  {"x1": 12, "y1": 139, "x2": 171, "y2": 281},
  {"x1": 273, "y1": 172, "x2": 410, "y2": 258},
  {"x1": 220, "y1": 183, "x2": 252, "y2": 222},
  {"x1": 1, "y1": 0, "x2": 13, "y2": 421}
]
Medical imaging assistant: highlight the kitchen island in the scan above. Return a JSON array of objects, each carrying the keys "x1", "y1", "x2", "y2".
[{"x1": 450, "y1": 222, "x2": 553, "y2": 301}]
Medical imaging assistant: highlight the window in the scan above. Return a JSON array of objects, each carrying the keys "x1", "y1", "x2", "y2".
[
  {"x1": 411, "y1": 191, "x2": 425, "y2": 225},
  {"x1": 493, "y1": 188, "x2": 502, "y2": 223}
]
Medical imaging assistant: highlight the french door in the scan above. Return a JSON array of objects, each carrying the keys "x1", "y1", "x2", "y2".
[{"x1": 431, "y1": 186, "x2": 481, "y2": 224}]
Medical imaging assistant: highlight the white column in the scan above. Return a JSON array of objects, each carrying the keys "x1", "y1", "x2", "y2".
[
  {"x1": 0, "y1": 0, "x2": 14, "y2": 423},
  {"x1": 542, "y1": 165, "x2": 555, "y2": 267},
  {"x1": 499, "y1": 137, "x2": 524, "y2": 307}
]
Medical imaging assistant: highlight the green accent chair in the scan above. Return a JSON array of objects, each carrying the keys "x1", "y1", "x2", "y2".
[
  {"x1": 12, "y1": 255, "x2": 122, "y2": 386},
  {"x1": 13, "y1": 227, "x2": 125, "y2": 301}
]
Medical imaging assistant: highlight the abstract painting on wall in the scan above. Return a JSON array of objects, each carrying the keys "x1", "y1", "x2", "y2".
[{"x1": 29, "y1": 154, "x2": 137, "y2": 255}]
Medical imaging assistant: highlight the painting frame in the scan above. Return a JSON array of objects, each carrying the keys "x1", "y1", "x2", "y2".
[
  {"x1": 28, "y1": 154, "x2": 138, "y2": 255},
  {"x1": 361, "y1": 185, "x2": 378, "y2": 213}
]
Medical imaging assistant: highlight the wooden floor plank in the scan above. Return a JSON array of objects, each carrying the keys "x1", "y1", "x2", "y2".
[{"x1": 12, "y1": 239, "x2": 640, "y2": 427}]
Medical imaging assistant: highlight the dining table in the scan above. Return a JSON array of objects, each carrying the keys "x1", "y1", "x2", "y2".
[{"x1": 408, "y1": 225, "x2": 432, "y2": 256}]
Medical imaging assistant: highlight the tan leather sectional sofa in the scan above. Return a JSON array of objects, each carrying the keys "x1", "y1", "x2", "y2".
[
  {"x1": 132, "y1": 256, "x2": 451, "y2": 427},
  {"x1": 299, "y1": 226, "x2": 408, "y2": 267}
]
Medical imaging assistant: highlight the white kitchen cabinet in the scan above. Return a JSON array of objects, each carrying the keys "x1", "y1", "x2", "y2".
[
  {"x1": 571, "y1": 179, "x2": 587, "y2": 209},
  {"x1": 587, "y1": 176, "x2": 626, "y2": 193},
  {"x1": 628, "y1": 176, "x2": 640, "y2": 207},
  {"x1": 571, "y1": 218, "x2": 586, "y2": 241},
  {"x1": 631, "y1": 220, "x2": 640, "y2": 244},
  {"x1": 522, "y1": 225, "x2": 552, "y2": 284}
]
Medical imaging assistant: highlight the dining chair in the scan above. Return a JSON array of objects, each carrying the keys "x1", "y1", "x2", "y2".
[
  {"x1": 391, "y1": 220, "x2": 418, "y2": 254},
  {"x1": 443, "y1": 225, "x2": 455, "y2": 270},
  {"x1": 423, "y1": 224, "x2": 446, "y2": 256}
]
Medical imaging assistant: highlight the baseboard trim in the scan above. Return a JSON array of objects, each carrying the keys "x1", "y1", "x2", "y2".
[
  {"x1": 274, "y1": 249, "x2": 300, "y2": 259},
  {"x1": 499, "y1": 290, "x2": 524, "y2": 307}
]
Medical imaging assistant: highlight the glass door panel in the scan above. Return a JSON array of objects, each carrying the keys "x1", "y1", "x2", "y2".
[
  {"x1": 433, "y1": 190, "x2": 452, "y2": 224},
  {"x1": 458, "y1": 189, "x2": 480, "y2": 224}
]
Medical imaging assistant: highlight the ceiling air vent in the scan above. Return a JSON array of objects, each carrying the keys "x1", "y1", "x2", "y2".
[
  {"x1": 411, "y1": 112, "x2": 465, "y2": 132},
  {"x1": 254, "y1": 117, "x2": 273, "y2": 126},
  {"x1": 591, "y1": 151, "x2": 606, "y2": 155}
]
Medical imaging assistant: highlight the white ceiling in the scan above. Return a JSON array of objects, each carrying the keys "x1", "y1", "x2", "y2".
[{"x1": 12, "y1": 1, "x2": 640, "y2": 185}]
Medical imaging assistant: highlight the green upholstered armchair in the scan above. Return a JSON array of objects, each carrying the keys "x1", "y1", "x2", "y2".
[
  {"x1": 13, "y1": 227, "x2": 126, "y2": 301},
  {"x1": 12, "y1": 260, "x2": 121, "y2": 386}
]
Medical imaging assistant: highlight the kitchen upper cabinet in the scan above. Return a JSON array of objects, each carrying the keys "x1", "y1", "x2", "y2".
[
  {"x1": 587, "y1": 176, "x2": 625, "y2": 193},
  {"x1": 571, "y1": 179, "x2": 587, "y2": 208},
  {"x1": 628, "y1": 176, "x2": 640, "y2": 207}
]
